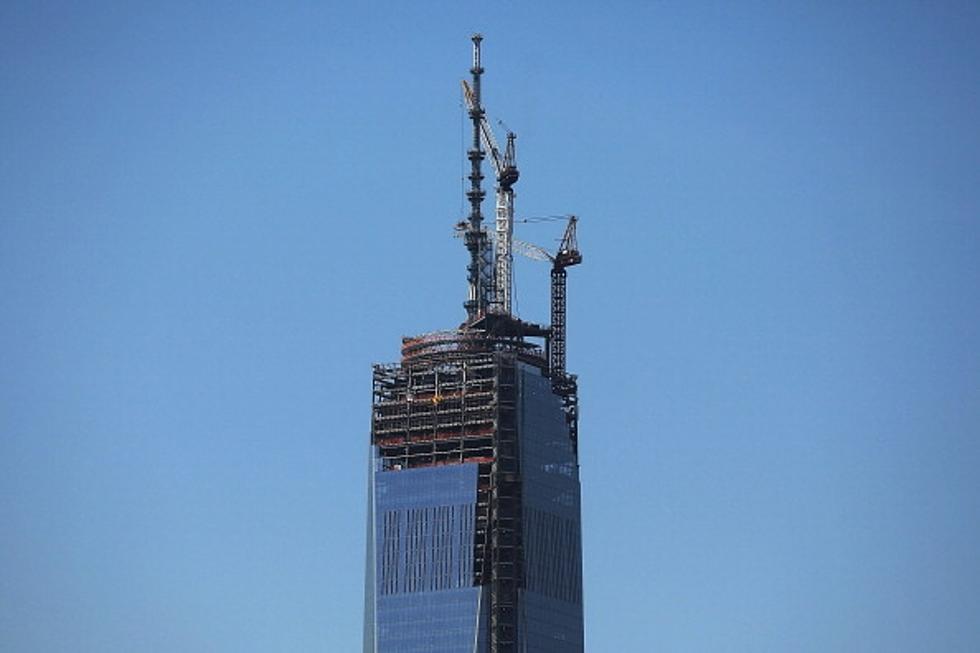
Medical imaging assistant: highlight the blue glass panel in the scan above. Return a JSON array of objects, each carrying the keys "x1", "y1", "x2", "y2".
[
  {"x1": 376, "y1": 587, "x2": 489, "y2": 653},
  {"x1": 520, "y1": 590, "x2": 585, "y2": 653},
  {"x1": 517, "y1": 364, "x2": 585, "y2": 650},
  {"x1": 368, "y1": 463, "x2": 487, "y2": 652}
]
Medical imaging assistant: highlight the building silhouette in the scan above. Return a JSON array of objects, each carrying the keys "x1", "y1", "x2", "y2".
[{"x1": 363, "y1": 35, "x2": 584, "y2": 653}]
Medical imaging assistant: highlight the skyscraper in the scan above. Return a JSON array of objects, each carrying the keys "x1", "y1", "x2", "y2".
[{"x1": 363, "y1": 36, "x2": 584, "y2": 653}]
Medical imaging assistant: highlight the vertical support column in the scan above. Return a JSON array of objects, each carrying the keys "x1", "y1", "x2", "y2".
[
  {"x1": 494, "y1": 187, "x2": 514, "y2": 315},
  {"x1": 470, "y1": 357, "x2": 492, "y2": 588},
  {"x1": 490, "y1": 355, "x2": 521, "y2": 652}
]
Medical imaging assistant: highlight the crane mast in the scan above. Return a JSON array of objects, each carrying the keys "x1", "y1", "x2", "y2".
[
  {"x1": 461, "y1": 79, "x2": 518, "y2": 316},
  {"x1": 510, "y1": 216, "x2": 582, "y2": 380},
  {"x1": 549, "y1": 217, "x2": 581, "y2": 384}
]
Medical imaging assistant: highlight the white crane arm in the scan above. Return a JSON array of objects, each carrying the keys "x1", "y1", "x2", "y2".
[
  {"x1": 512, "y1": 238, "x2": 553, "y2": 263},
  {"x1": 461, "y1": 80, "x2": 505, "y2": 176}
]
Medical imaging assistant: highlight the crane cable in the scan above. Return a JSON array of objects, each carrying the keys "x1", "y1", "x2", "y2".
[{"x1": 516, "y1": 214, "x2": 572, "y2": 224}]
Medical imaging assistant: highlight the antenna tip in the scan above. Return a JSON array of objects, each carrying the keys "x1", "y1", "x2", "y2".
[{"x1": 471, "y1": 33, "x2": 483, "y2": 43}]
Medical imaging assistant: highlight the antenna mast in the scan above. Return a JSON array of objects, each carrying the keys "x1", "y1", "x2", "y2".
[
  {"x1": 463, "y1": 34, "x2": 493, "y2": 321},
  {"x1": 460, "y1": 80, "x2": 519, "y2": 317}
]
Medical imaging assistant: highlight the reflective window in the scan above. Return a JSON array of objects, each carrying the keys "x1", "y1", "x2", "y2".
[
  {"x1": 517, "y1": 364, "x2": 585, "y2": 651},
  {"x1": 367, "y1": 463, "x2": 488, "y2": 652}
]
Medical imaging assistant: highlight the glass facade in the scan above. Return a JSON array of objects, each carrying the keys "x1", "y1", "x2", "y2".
[
  {"x1": 364, "y1": 360, "x2": 583, "y2": 652},
  {"x1": 365, "y1": 463, "x2": 489, "y2": 653},
  {"x1": 517, "y1": 364, "x2": 584, "y2": 651}
]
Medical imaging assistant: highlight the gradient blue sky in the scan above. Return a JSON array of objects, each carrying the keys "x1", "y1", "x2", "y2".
[{"x1": 2, "y1": 2, "x2": 979, "y2": 651}]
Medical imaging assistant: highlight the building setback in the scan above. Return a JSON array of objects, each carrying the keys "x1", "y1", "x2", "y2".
[{"x1": 363, "y1": 36, "x2": 584, "y2": 653}]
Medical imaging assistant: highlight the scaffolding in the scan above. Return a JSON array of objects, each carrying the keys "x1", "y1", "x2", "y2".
[
  {"x1": 372, "y1": 339, "x2": 532, "y2": 649},
  {"x1": 372, "y1": 354, "x2": 498, "y2": 472}
]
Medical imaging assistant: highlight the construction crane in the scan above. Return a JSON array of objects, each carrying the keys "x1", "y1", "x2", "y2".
[
  {"x1": 512, "y1": 216, "x2": 582, "y2": 383},
  {"x1": 462, "y1": 79, "x2": 518, "y2": 315}
]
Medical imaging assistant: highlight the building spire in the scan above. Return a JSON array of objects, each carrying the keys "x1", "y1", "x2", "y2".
[{"x1": 463, "y1": 34, "x2": 491, "y2": 321}]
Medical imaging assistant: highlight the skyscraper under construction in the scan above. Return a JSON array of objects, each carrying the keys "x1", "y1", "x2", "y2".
[{"x1": 363, "y1": 36, "x2": 584, "y2": 652}]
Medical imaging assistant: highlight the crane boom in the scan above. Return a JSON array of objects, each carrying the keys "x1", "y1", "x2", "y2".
[
  {"x1": 462, "y1": 79, "x2": 518, "y2": 315},
  {"x1": 463, "y1": 81, "x2": 504, "y2": 173},
  {"x1": 512, "y1": 238, "x2": 552, "y2": 262}
]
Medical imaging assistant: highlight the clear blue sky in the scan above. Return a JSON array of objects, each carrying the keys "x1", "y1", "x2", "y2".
[{"x1": 2, "y1": 2, "x2": 979, "y2": 651}]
